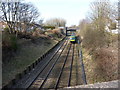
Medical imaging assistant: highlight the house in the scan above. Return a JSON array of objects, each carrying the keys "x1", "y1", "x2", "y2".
[{"x1": 105, "y1": 19, "x2": 119, "y2": 34}]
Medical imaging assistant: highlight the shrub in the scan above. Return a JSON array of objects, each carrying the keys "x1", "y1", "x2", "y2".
[
  {"x1": 2, "y1": 32, "x2": 18, "y2": 51},
  {"x1": 4, "y1": 27, "x2": 10, "y2": 33},
  {"x1": 43, "y1": 26, "x2": 55, "y2": 30},
  {"x1": 82, "y1": 24, "x2": 109, "y2": 53},
  {"x1": 10, "y1": 34, "x2": 18, "y2": 51},
  {"x1": 52, "y1": 29, "x2": 62, "y2": 38},
  {"x1": 2, "y1": 32, "x2": 18, "y2": 63}
]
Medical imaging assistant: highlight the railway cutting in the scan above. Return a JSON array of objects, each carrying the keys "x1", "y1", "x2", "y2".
[{"x1": 3, "y1": 37, "x2": 87, "y2": 90}]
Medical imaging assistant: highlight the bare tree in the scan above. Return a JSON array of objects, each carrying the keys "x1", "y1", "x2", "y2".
[
  {"x1": 45, "y1": 18, "x2": 66, "y2": 28},
  {"x1": 18, "y1": 3, "x2": 39, "y2": 31},
  {"x1": 0, "y1": 1, "x2": 40, "y2": 34},
  {"x1": 89, "y1": 0, "x2": 117, "y2": 31},
  {"x1": 79, "y1": 0, "x2": 117, "y2": 50}
]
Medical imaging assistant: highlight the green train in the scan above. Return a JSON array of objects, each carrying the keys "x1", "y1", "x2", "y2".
[{"x1": 69, "y1": 35, "x2": 76, "y2": 43}]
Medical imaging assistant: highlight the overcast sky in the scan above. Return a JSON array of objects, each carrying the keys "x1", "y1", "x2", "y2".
[{"x1": 25, "y1": 0, "x2": 118, "y2": 26}]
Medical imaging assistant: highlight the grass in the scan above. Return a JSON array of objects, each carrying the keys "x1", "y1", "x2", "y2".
[{"x1": 2, "y1": 37, "x2": 58, "y2": 86}]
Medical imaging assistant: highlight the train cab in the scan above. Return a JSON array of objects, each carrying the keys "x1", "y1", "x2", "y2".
[{"x1": 69, "y1": 33, "x2": 76, "y2": 43}]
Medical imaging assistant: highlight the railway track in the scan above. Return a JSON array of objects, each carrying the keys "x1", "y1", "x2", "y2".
[{"x1": 3, "y1": 37, "x2": 87, "y2": 89}]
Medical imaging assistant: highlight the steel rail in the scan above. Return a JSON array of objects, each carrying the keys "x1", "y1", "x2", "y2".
[
  {"x1": 38, "y1": 40, "x2": 70, "y2": 89},
  {"x1": 27, "y1": 37, "x2": 68, "y2": 89},
  {"x1": 54, "y1": 43, "x2": 72, "y2": 89},
  {"x1": 68, "y1": 44, "x2": 74, "y2": 87},
  {"x1": 8, "y1": 37, "x2": 67, "y2": 89}
]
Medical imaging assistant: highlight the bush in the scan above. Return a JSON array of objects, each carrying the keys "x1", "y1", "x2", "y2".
[
  {"x1": 52, "y1": 29, "x2": 62, "y2": 38},
  {"x1": 45, "y1": 29, "x2": 63, "y2": 39},
  {"x1": 4, "y1": 27, "x2": 10, "y2": 33},
  {"x1": 82, "y1": 24, "x2": 109, "y2": 53},
  {"x1": 2, "y1": 32, "x2": 18, "y2": 63},
  {"x1": 2, "y1": 32, "x2": 18, "y2": 51},
  {"x1": 10, "y1": 34, "x2": 18, "y2": 50},
  {"x1": 43, "y1": 26, "x2": 55, "y2": 30}
]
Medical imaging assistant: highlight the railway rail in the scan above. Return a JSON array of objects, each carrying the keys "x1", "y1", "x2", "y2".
[{"x1": 3, "y1": 37, "x2": 87, "y2": 90}]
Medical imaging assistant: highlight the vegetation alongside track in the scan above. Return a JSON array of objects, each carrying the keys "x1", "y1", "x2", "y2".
[
  {"x1": 2, "y1": 28, "x2": 64, "y2": 86},
  {"x1": 82, "y1": 43, "x2": 118, "y2": 84},
  {"x1": 79, "y1": 17, "x2": 118, "y2": 85},
  {"x1": 78, "y1": 1, "x2": 118, "y2": 84},
  {"x1": 78, "y1": 3, "x2": 118, "y2": 84}
]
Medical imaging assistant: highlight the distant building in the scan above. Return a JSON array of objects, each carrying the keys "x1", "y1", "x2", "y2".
[
  {"x1": 105, "y1": 20, "x2": 119, "y2": 34},
  {"x1": 58, "y1": 27, "x2": 65, "y2": 29}
]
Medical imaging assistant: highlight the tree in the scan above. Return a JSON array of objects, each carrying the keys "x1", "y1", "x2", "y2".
[
  {"x1": 45, "y1": 18, "x2": 66, "y2": 28},
  {"x1": 0, "y1": 1, "x2": 20, "y2": 33},
  {"x1": 18, "y1": 3, "x2": 40, "y2": 31},
  {"x1": 89, "y1": 0, "x2": 117, "y2": 31},
  {"x1": 79, "y1": 19, "x2": 90, "y2": 36},
  {"x1": 79, "y1": 0, "x2": 117, "y2": 51},
  {"x1": 0, "y1": 1, "x2": 40, "y2": 34}
]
